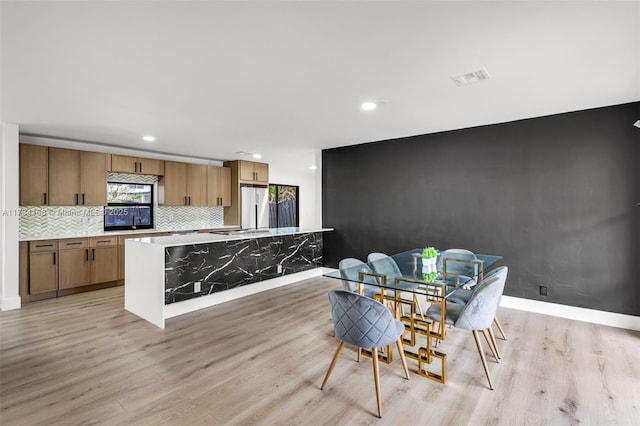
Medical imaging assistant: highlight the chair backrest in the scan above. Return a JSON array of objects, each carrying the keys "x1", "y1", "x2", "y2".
[
  {"x1": 367, "y1": 252, "x2": 402, "y2": 281},
  {"x1": 339, "y1": 258, "x2": 377, "y2": 292},
  {"x1": 438, "y1": 248, "x2": 479, "y2": 279},
  {"x1": 454, "y1": 271, "x2": 507, "y2": 330},
  {"x1": 327, "y1": 289, "x2": 401, "y2": 349}
]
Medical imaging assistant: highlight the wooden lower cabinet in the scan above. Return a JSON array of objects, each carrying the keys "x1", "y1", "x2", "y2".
[
  {"x1": 90, "y1": 246, "x2": 118, "y2": 284},
  {"x1": 29, "y1": 251, "x2": 58, "y2": 294},
  {"x1": 20, "y1": 232, "x2": 170, "y2": 302},
  {"x1": 58, "y1": 237, "x2": 119, "y2": 289},
  {"x1": 59, "y1": 248, "x2": 90, "y2": 289}
]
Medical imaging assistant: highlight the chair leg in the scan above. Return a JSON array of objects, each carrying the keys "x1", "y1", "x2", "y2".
[
  {"x1": 487, "y1": 326, "x2": 501, "y2": 360},
  {"x1": 482, "y1": 329, "x2": 500, "y2": 363},
  {"x1": 493, "y1": 315, "x2": 507, "y2": 340},
  {"x1": 372, "y1": 347, "x2": 382, "y2": 418},
  {"x1": 472, "y1": 330, "x2": 494, "y2": 390},
  {"x1": 321, "y1": 341, "x2": 345, "y2": 390},
  {"x1": 396, "y1": 337, "x2": 410, "y2": 379}
]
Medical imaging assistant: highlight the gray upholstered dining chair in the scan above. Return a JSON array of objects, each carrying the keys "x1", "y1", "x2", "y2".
[
  {"x1": 448, "y1": 266, "x2": 509, "y2": 341},
  {"x1": 320, "y1": 289, "x2": 409, "y2": 418},
  {"x1": 338, "y1": 258, "x2": 381, "y2": 299},
  {"x1": 367, "y1": 252, "x2": 427, "y2": 317},
  {"x1": 425, "y1": 271, "x2": 507, "y2": 390},
  {"x1": 438, "y1": 248, "x2": 480, "y2": 289}
]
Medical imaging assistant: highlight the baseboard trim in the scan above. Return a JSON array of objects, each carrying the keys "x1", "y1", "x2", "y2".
[
  {"x1": 164, "y1": 267, "x2": 333, "y2": 321},
  {"x1": 0, "y1": 295, "x2": 22, "y2": 311},
  {"x1": 500, "y1": 296, "x2": 640, "y2": 331}
]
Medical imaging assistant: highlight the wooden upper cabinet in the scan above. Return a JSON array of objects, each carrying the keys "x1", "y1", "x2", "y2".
[
  {"x1": 110, "y1": 154, "x2": 164, "y2": 175},
  {"x1": 253, "y1": 162, "x2": 269, "y2": 183},
  {"x1": 160, "y1": 161, "x2": 207, "y2": 206},
  {"x1": 80, "y1": 151, "x2": 108, "y2": 206},
  {"x1": 207, "y1": 166, "x2": 231, "y2": 206},
  {"x1": 239, "y1": 160, "x2": 269, "y2": 184},
  {"x1": 19, "y1": 144, "x2": 49, "y2": 206},
  {"x1": 48, "y1": 148, "x2": 107, "y2": 206},
  {"x1": 186, "y1": 164, "x2": 207, "y2": 206},
  {"x1": 160, "y1": 161, "x2": 188, "y2": 206},
  {"x1": 48, "y1": 148, "x2": 81, "y2": 206}
]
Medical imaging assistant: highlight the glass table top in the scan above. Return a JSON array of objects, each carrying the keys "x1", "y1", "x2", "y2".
[{"x1": 323, "y1": 248, "x2": 502, "y2": 299}]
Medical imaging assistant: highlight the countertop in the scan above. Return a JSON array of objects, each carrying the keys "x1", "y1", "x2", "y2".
[
  {"x1": 129, "y1": 227, "x2": 334, "y2": 247},
  {"x1": 19, "y1": 225, "x2": 241, "y2": 242}
]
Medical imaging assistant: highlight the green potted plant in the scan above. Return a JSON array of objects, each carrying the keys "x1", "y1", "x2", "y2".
[
  {"x1": 421, "y1": 246, "x2": 438, "y2": 275},
  {"x1": 421, "y1": 246, "x2": 438, "y2": 262}
]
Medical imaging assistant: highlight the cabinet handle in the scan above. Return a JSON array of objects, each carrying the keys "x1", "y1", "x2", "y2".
[
  {"x1": 43, "y1": 193, "x2": 47, "y2": 205},
  {"x1": 134, "y1": 162, "x2": 138, "y2": 173},
  {"x1": 184, "y1": 196, "x2": 187, "y2": 205},
  {"x1": 36, "y1": 244, "x2": 53, "y2": 248},
  {"x1": 75, "y1": 194, "x2": 79, "y2": 205},
  {"x1": 96, "y1": 240, "x2": 111, "y2": 244},
  {"x1": 85, "y1": 249, "x2": 89, "y2": 261},
  {"x1": 82, "y1": 194, "x2": 85, "y2": 205},
  {"x1": 139, "y1": 162, "x2": 142, "y2": 173},
  {"x1": 92, "y1": 249, "x2": 95, "y2": 260},
  {"x1": 53, "y1": 253, "x2": 56, "y2": 265},
  {"x1": 67, "y1": 242, "x2": 83, "y2": 246}
]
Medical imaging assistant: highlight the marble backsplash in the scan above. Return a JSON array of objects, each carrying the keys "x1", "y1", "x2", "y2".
[
  {"x1": 19, "y1": 173, "x2": 223, "y2": 238},
  {"x1": 18, "y1": 205, "x2": 224, "y2": 238}
]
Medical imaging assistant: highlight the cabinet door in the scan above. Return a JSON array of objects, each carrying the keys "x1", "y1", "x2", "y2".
[
  {"x1": 90, "y1": 247, "x2": 118, "y2": 284},
  {"x1": 20, "y1": 144, "x2": 49, "y2": 206},
  {"x1": 207, "y1": 166, "x2": 232, "y2": 206},
  {"x1": 110, "y1": 155, "x2": 137, "y2": 173},
  {"x1": 138, "y1": 158, "x2": 164, "y2": 176},
  {"x1": 187, "y1": 164, "x2": 208, "y2": 206},
  {"x1": 239, "y1": 160, "x2": 255, "y2": 181},
  {"x1": 80, "y1": 151, "x2": 108, "y2": 206},
  {"x1": 254, "y1": 162, "x2": 269, "y2": 184},
  {"x1": 219, "y1": 166, "x2": 231, "y2": 206},
  {"x1": 49, "y1": 148, "x2": 80, "y2": 206},
  {"x1": 29, "y1": 252, "x2": 58, "y2": 294},
  {"x1": 59, "y1": 249, "x2": 90, "y2": 289},
  {"x1": 161, "y1": 161, "x2": 188, "y2": 206}
]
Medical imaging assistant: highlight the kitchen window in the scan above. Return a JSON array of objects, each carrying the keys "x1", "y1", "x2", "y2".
[{"x1": 104, "y1": 182, "x2": 154, "y2": 230}]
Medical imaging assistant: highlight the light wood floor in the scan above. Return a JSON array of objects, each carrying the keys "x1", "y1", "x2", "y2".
[{"x1": 1, "y1": 277, "x2": 638, "y2": 425}]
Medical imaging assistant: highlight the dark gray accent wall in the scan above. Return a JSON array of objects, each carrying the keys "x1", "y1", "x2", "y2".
[{"x1": 322, "y1": 102, "x2": 640, "y2": 315}]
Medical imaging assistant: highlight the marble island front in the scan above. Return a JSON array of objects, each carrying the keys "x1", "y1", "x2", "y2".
[{"x1": 124, "y1": 227, "x2": 333, "y2": 328}]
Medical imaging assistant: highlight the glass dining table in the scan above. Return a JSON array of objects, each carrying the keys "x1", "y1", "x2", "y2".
[{"x1": 323, "y1": 249, "x2": 502, "y2": 383}]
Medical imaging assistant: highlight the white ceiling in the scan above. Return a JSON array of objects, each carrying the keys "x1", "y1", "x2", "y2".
[{"x1": 2, "y1": 1, "x2": 639, "y2": 165}]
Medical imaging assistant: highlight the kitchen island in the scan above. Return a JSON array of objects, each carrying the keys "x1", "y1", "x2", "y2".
[{"x1": 124, "y1": 227, "x2": 333, "y2": 328}]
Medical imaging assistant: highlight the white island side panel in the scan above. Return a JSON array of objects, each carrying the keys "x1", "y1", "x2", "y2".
[{"x1": 124, "y1": 239, "x2": 166, "y2": 328}]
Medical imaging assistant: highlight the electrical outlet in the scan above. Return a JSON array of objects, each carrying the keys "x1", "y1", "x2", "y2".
[
  {"x1": 539, "y1": 285, "x2": 548, "y2": 296},
  {"x1": 277, "y1": 264, "x2": 282, "y2": 273},
  {"x1": 194, "y1": 281, "x2": 201, "y2": 292}
]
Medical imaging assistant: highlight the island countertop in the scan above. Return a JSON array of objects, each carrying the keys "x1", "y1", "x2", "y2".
[{"x1": 132, "y1": 227, "x2": 334, "y2": 247}]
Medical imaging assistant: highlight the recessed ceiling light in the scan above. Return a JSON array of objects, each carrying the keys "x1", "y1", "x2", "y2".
[
  {"x1": 309, "y1": 165, "x2": 317, "y2": 170},
  {"x1": 361, "y1": 102, "x2": 377, "y2": 111},
  {"x1": 252, "y1": 153, "x2": 262, "y2": 159},
  {"x1": 143, "y1": 135, "x2": 156, "y2": 142}
]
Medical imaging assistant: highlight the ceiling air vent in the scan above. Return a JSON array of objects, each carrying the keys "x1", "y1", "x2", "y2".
[{"x1": 451, "y1": 68, "x2": 491, "y2": 86}]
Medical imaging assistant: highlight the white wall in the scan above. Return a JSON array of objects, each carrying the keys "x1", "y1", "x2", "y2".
[
  {"x1": 267, "y1": 149, "x2": 322, "y2": 229},
  {"x1": 1, "y1": 123, "x2": 21, "y2": 310}
]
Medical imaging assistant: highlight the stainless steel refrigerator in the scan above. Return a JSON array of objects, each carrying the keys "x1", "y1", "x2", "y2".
[{"x1": 241, "y1": 186, "x2": 269, "y2": 229}]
